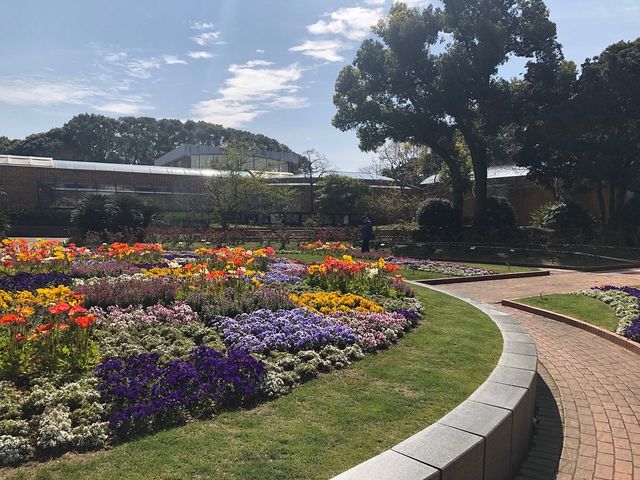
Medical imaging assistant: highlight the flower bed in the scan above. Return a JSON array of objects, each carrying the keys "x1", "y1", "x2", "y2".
[
  {"x1": 577, "y1": 286, "x2": 640, "y2": 340},
  {"x1": 390, "y1": 257, "x2": 497, "y2": 277},
  {"x1": 0, "y1": 240, "x2": 422, "y2": 467}
]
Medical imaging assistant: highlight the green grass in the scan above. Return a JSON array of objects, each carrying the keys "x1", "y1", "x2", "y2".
[
  {"x1": 6, "y1": 287, "x2": 502, "y2": 480},
  {"x1": 517, "y1": 294, "x2": 619, "y2": 332}
]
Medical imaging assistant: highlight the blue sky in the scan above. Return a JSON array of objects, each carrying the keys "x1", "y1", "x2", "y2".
[{"x1": 1, "y1": 0, "x2": 639, "y2": 170}]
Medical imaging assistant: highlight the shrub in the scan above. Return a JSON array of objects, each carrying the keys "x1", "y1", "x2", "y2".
[
  {"x1": 531, "y1": 201, "x2": 594, "y2": 235},
  {"x1": 619, "y1": 196, "x2": 640, "y2": 227},
  {"x1": 416, "y1": 198, "x2": 457, "y2": 230},
  {"x1": 484, "y1": 197, "x2": 517, "y2": 229}
]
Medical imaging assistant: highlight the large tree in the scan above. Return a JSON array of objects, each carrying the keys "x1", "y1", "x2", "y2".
[
  {"x1": 575, "y1": 39, "x2": 640, "y2": 224},
  {"x1": 515, "y1": 39, "x2": 640, "y2": 225},
  {"x1": 369, "y1": 141, "x2": 426, "y2": 190},
  {"x1": 334, "y1": 1, "x2": 561, "y2": 226},
  {"x1": 298, "y1": 149, "x2": 332, "y2": 214}
]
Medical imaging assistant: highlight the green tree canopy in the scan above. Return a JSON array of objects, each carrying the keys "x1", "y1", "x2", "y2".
[
  {"x1": 316, "y1": 175, "x2": 370, "y2": 219},
  {"x1": 3, "y1": 114, "x2": 294, "y2": 165},
  {"x1": 333, "y1": 1, "x2": 561, "y2": 226}
]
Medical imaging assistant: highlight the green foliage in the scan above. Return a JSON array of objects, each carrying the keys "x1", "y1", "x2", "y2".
[
  {"x1": 206, "y1": 145, "x2": 290, "y2": 229},
  {"x1": 365, "y1": 190, "x2": 419, "y2": 225},
  {"x1": 530, "y1": 201, "x2": 594, "y2": 235},
  {"x1": 5, "y1": 114, "x2": 293, "y2": 165},
  {"x1": 484, "y1": 197, "x2": 517, "y2": 229},
  {"x1": 71, "y1": 194, "x2": 159, "y2": 235},
  {"x1": 416, "y1": 199, "x2": 457, "y2": 230},
  {"x1": 619, "y1": 197, "x2": 640, "y2": 227},
  {"x1": 316, "y1": 175, "x2": 370, "y2": 218},
  {"x1": 333, "y1": 1, "x2": 560, "y2": 226}
]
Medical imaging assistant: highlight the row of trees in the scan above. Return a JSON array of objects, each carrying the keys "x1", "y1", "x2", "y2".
[
  {"x1": 0, "y1": 114, "x2": 292, "y2": 165},
  {"x1": 333, "y1": 0, "x2": 640, "y2": 229}
]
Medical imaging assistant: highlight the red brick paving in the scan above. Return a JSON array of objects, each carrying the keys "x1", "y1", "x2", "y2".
[{"x1": 440, "y1": 268, "x2": 640, "y2": 480}]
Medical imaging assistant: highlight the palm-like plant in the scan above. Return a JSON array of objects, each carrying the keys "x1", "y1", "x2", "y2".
[{"x1": 70, "y1": 194, "x2": 109, "y2": 233}]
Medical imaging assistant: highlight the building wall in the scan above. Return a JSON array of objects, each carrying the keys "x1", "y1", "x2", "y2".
[
  {"x1": 424, "y1": 176, "x2": 606, "y2": 225},
  {"x1": 0, "y1": 165, "x2": 208, "y2": 212}
]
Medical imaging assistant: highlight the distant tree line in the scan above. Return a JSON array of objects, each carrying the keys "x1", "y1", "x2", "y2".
[{"x1": 0, "y1": 114, "x2": 293, "y2": 165}]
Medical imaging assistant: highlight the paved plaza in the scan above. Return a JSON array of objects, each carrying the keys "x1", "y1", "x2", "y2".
[{"x1": 440, "y1": 268, "x2": 640, "y2": 479}]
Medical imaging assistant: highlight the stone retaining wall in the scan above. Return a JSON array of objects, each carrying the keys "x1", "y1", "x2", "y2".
[{"x1": 333, "y1": 285, "x2": 538, "y2": 480}]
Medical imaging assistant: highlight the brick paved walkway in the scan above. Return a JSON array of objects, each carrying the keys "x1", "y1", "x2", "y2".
[{"x1": 439, "y1": 268, "x2": 640, "y2": 480}]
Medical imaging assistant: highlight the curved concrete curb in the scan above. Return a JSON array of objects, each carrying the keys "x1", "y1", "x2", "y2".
[
  {"x1": 502, "y1": 299, "x2": 640, "y2": 356},
  {"x1": 332, "y1": 284, "x2": 538, "y2": 480}
]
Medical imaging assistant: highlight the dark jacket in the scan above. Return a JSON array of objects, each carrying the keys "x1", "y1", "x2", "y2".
[{"x1": 360, "y1": 219, "x2": 374, "y2": 240}]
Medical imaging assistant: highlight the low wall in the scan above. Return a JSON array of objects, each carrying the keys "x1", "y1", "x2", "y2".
[{"x1": 333, "y1": 285, "x2": 538, "y2": 480}]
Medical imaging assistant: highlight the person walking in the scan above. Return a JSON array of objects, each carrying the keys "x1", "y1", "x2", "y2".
[{"x1": 360, "y1": 215, "x2": 374, "y2": 253}]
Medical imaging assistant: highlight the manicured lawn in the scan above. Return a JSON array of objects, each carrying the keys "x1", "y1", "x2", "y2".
[
  {"x1": 517, "y1": 294, "x2": 619, "y2": 332},
  {"x1": 6, "y1": 287, "x2": 502, "y2": 480}
]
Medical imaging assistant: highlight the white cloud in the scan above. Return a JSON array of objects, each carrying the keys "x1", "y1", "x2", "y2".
[
  {"x1": 187, "y1": 51, "x2": 215, "y2": 59},
  {"x1": 289, "y1": 40, "x2": 346, "y2": 62},
  {"x1": 256, "y1": 49, "x2": 265, "y2": 54},
  {"x1": 307, "y1": 7, "x2": 383, "y2": 41},
  {"x1": 192, "y1": 21, "x2": 216, "y2": 31},
  {"x1": 0, "y1": 77, "x2": 153, "y2": 118},
  {"x1": 163, "y1": 55, "x2": 187, "y2": 65},
  {"x1": 125, "y1": 58, "x2": 162, "y2": 79},
  {"x1": 0, "y1": 78, "x2": 98, "y2": 106},
  {"x1": 191, "y1": 60, "x2": 308, "y2": 127},
  {"x1": 94, "y1": 102, "x2": 153, "y2": 115},
  {"x1": 192, "y1": 31, "x2": 223, "y2": 46}
]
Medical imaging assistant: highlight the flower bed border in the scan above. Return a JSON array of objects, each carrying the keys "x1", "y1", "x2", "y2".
[
  {"x1": 416, "y1": 270, "x2": 550, "y2": 285},
  {"x1": 501, "y1": 299, "x2": 640, "y2": 356},
  {"x1": 333, "y1": 283, "x2": 538, "y2": 480}
]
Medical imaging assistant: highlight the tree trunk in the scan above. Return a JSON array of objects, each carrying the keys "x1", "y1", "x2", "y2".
[
  {"x1": 472, "y1": 152, "x2": 488, "y2": 227},
  {"x1": 596, "y1": 182, "x2": 607, "y2": 225},
  {"x1": 608, "y1": 184, "x2": 617, "y2": 228},
  {"x1": 446, "y1": 162, "x2": 465, "y2": 229}
]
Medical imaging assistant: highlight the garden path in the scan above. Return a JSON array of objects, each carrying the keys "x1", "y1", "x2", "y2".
[{"x1": 437, "y1": 267, "x2": 640, "y2": 480}]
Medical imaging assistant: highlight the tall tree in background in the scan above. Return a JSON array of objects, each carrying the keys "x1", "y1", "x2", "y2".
[
  {"x1": 334, "y1": 1, "x2": 561, "y2": 226},
  {"x1": 515, "y1": 39, "x2": 640, "y2": 225},
  {"x1": 370, "y1": 142, "x2": 426, "y2": 190},
  {"x1": 333, "y1": 4, "x2": 468, "y2": 226},
  {"x1": 298, "y1": 149, "x2": 332, "y2": 214},
  {"x1": 316, "y1": 175, "x2": 370, "y2": 223},
  {"x1": 575, "y1": 39, "x2": 640, "y2": 225}
]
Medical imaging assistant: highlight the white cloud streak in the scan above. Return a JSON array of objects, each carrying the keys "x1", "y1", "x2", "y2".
[
  {"x1": 163, "y1": 55, "x2": 187, "y2": 65},
  {"x1": 191, "y1": 60, "x2": 308, "y2": 127},
  {"x1": 289, "y1": 40, "x2": 347, "y2": 62},
  {"x1": 187, "y1": 51, "x2": 215, "y2": 59}
]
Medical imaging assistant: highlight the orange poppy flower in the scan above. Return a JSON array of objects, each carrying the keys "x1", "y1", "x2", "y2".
[
  {"x1": 0, "y1": 314, "x2": 20, "y2": 325},
  {"x1": 37, "y1": 322, "x2": 53, "y2": 332},
  {"x1": 49, "y1": 302, "x2": 71, "y2": 315},
  {"x1": 68, "y1": 305, "x2": 88, "y2": 316},
  {"x1": 75, "y1": 315, "x2": 95, "y2": 329}
]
